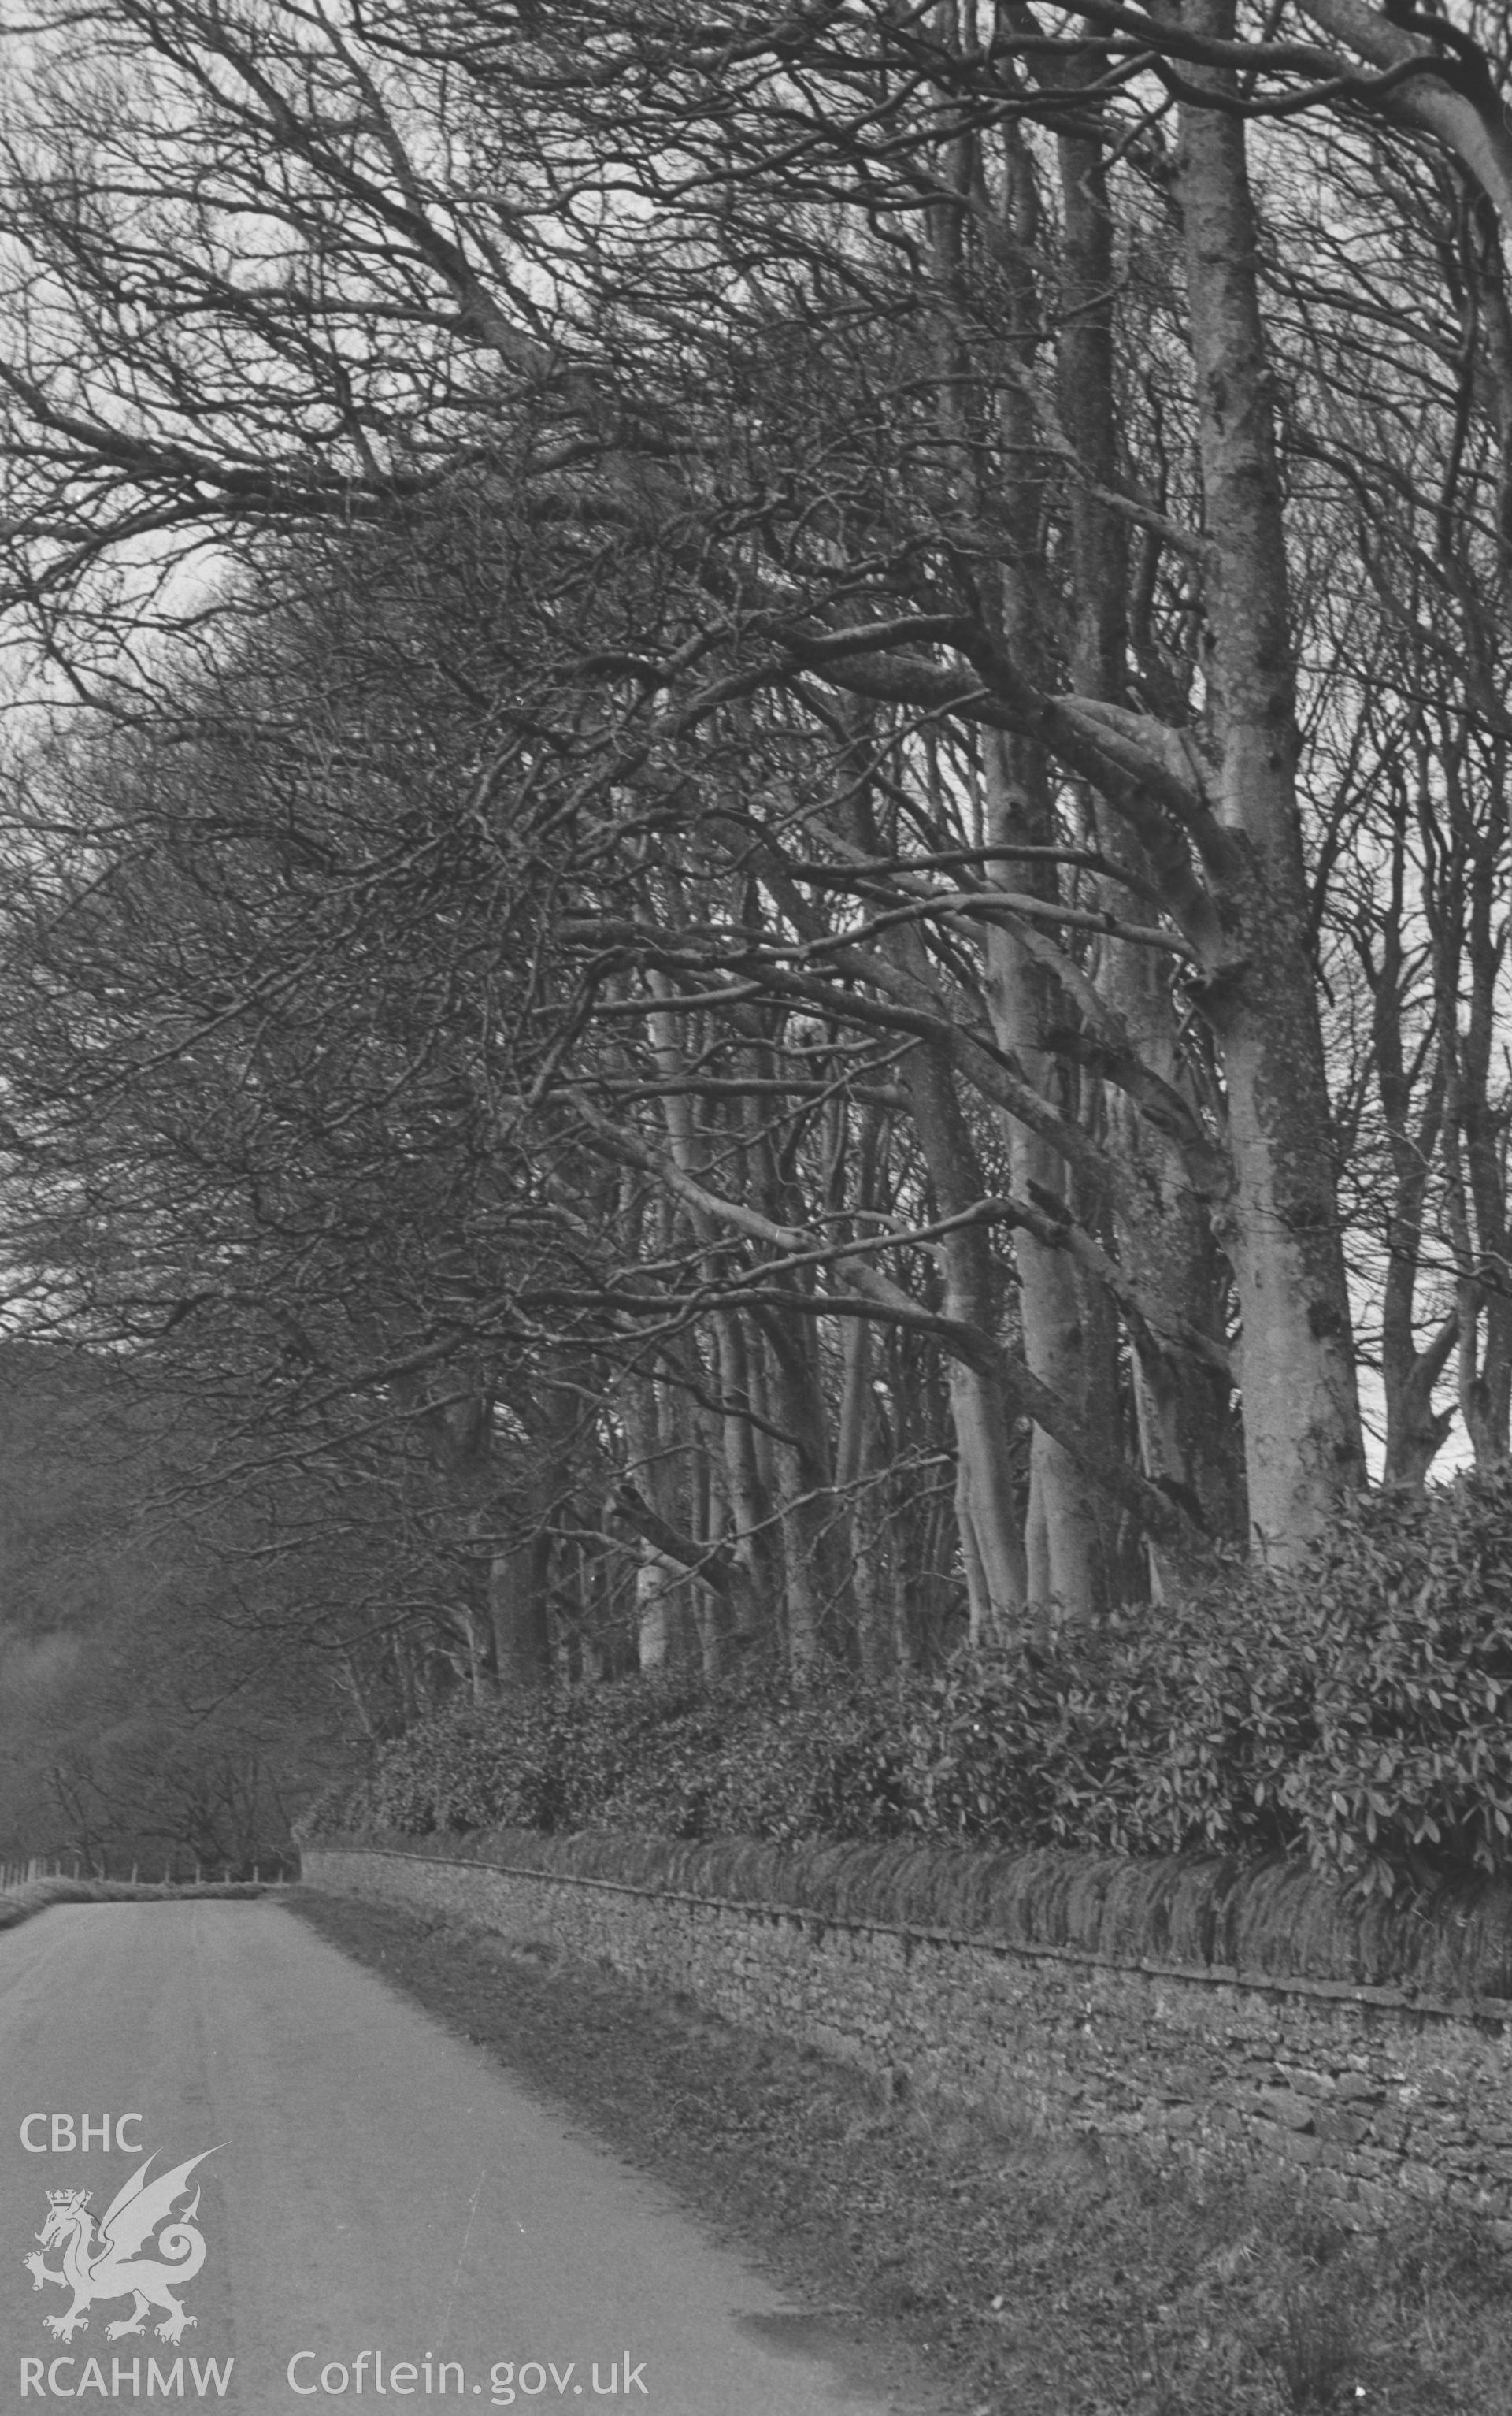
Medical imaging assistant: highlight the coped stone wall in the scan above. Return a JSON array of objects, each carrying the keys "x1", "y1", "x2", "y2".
[{"x1": 302, "y1": 1831, "x2": 1512, "y2": 2242}]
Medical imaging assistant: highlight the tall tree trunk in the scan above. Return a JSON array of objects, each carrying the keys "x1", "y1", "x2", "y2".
[
  {"x1": 1175, "y1": 14, "x2": 1366, "y2": 1557},
  {"x1": 621, "y1": 1371, "x2": 674, "y2": 1668},
  {"x1": 1058, "y1": 93, "x2": 1245, "y2": 1583},
  {"x1": 898, "y1": 1028, "x2": 1028, "y2": 1638},
  {"x1": 489, "y1": 1461, "x2": 555, "y2": 1691},
  {"x1": 742, "y1": 1062, "x2": 859, "y2": 1662},
  {"x1": 1373, "y1": 809, "x2": 1454, "y2": 1490},
  {"x1": 824, "y1": 705, "x2": 1028, "y2": 1638},
  {"x1": 645, "y1": 976, "x2": 778, "y2": 1650},
  {"x1": 836, "y1": 1310, "x2": 897, "y2": 1676},
  {"x1": 974, "y1": 115, "x2": 1113, "y2": 1624},
  {"x1": 980, "y1": 737, "x2": 1110, "y2": 1622},
  {"x1": 754, "y1": 1310, "x2": 859, "y2": 1664}
]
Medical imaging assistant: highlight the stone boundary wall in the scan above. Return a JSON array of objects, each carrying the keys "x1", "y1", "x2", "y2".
[{"x1": 302, "y1": 1835, "x2": 1512, "y2": 2242}]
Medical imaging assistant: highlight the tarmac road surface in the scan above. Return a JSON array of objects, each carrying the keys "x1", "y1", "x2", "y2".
[{"x1": 0, "y1": 1901, "x2": 948, "y2": 2415}]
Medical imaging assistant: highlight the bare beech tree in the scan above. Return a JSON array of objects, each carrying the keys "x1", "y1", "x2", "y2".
[{"x1": 1, "y1": 0, "x2": 1510, "y2": 1658}]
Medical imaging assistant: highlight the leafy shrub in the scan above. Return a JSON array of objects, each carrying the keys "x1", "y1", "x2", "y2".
[
  {"x1": 302, "y1": 1469, "x2": 1512, "y2": 1894},
  {"x1": 1277, "y1": 1467, "x2": 1512, "y2": 1889}
]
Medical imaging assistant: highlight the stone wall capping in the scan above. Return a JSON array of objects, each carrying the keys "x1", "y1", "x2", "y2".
[{"x1": 312, "y1": 1839, "x2": 1512, "y2": 2029}]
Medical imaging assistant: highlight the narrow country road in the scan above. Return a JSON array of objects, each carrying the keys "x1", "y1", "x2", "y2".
[{"x1": 0, "y1": 1902, "x2": 941, "y2": 2415}]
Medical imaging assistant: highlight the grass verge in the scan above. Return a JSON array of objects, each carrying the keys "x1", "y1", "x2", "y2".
[{"x1": 287, "y1": 1885, "x2": 1512, "y2": 2416}]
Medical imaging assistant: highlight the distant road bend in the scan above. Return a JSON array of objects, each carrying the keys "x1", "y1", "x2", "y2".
[{"x1": 0, "y1": 1901, "x2": 936, "y2": 2413}]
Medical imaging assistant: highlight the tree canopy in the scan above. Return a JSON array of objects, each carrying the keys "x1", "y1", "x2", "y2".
[{"x1": 0, "y1": 0, "x2": 1509, "y2": 1695}]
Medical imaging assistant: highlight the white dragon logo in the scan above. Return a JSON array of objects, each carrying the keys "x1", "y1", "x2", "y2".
[{"x1": 24, "y1": 2148, "x2": 217, "y2": 2345}]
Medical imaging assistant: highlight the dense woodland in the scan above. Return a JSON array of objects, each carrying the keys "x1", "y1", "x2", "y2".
[
  {"x1": 0, "y1": 0, "x2": 1510, "y2": 1835},
  {"x1": 0, "y1": 1346, "x2": 349, "y2": 1870}
]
